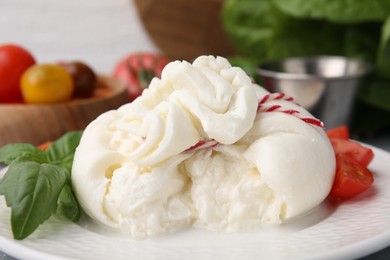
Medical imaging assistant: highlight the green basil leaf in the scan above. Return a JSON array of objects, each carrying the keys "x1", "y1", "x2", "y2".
[
  {"x1": 46, "y1": 131, "x2": 83, "y2": 168},
  {"x1": 272, "y1": 0, "x2": 390, "y2": 23},
  {"x1": 0, "y1": 144, "x2": 47, "y2": 165},
  {"x1": 56, "y1": 184, "x2": 81, "y2": 222},
  {"x1": 0, "y1": 161, "x2": 67, "y2": 240},
  {"x1": 52, "y1": 155, "x2": 74, "y2": 177}
]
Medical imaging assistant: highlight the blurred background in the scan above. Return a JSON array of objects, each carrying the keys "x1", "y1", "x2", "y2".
[
  {"x1": 0, "y1": 0, "x2": 158, "y2": 73},
  {"x1": 1, "y1": 0, "x2": 389, "y2": 139}
]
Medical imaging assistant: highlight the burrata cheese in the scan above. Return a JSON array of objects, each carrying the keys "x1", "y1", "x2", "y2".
[{"x1": 72, "y1": 56, "x2": 335, "y2": 238}]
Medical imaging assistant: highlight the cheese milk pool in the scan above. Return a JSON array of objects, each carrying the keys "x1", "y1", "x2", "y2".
[{"x1": 72, "y1": 56, "x2": 335, "y2": 238}]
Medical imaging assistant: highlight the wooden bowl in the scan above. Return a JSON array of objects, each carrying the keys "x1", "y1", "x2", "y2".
[
  {"x1": 134, "y1": 0, "x2": 236, "y2": 61},
  {"x1": 0, "y1": 76, "x2": 129, "y2": 146}
]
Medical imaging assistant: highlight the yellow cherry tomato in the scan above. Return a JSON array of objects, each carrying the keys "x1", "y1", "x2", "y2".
[{"x1": 21, "y1": 64, "x2": 74, "y2": 104}]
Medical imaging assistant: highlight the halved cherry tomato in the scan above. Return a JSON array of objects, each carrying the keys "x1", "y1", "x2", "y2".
[
  {"x1": 329, "y1": 154, "x2": 374, "y2": 199},
  {"x1": 113, "y1": 53, "x2": 170, "y2": 101},
  {"x1": 326, "y1": 125, "x2": 350, "y2": 140},
  {"x1": 330, "y1": 138, "x2": 374, "y2": 168}
]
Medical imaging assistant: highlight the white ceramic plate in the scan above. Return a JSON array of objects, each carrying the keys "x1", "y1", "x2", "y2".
[{"x1": 1, "y1": 145, "x2": 390, "y2": 260}]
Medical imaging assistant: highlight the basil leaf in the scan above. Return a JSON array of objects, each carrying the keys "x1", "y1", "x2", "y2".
[
  {"x1": 46, "y1": 131, "x2": 83, "y2": 170},
  {"x1": 272, "y1": 0, "x2": 390, "y2": 23},
  {"x1": 0, "y1": 144, "x2": 47, "y2": 165},
  {"x1": 56, "y1": 184, "x2": 81, "y2": 222},
  {"x1": 52, "y1": 155, "x2": 74, "y2": 177},
  {"x1": 0, "y1": 161, "x2": 67, "y2": 240}
]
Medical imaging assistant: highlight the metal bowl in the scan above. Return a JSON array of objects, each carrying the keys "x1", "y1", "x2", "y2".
[{"x1": 257, "y1": 56, "x2": 372, "y2": 129}]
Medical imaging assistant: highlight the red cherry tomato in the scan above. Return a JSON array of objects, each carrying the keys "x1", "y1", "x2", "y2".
[
  {"x1": 330, "y1": 138, "x2": 374, "y2": 168},
  {"x1": 0, "y1": 44, "x2": 36, "y2": 103},
  {"x1": 326, "y1": 125, "x2": 350, "y2": 140},
  {"x1": 329, "y1": 154, "x2": 374, "y2": 199},
  {"x1": 113, "y1": 53, "x2": 170, "y2": 101}
]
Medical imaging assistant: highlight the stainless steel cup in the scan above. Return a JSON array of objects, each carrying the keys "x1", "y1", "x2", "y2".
[{"x1": 257, "y1": 56, "x2": 372, "y2": 129}]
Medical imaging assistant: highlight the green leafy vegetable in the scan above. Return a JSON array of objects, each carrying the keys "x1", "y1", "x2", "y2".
[
  {"x1": 222, "y1": 0, "x2": 342, "y2": 60},
  {"x1": 56, "y1": 183, "x2": 81, "y2": 222},
  {"x1": 377, "y1": 15, "x2": 390, "y2": 77},
  {"x1": 0, "y1": 161, "x2": 67, "y2": 239},
  {"x1": 0, "y1": 131, "x2": 83, "y2": 239},
  {"x1": 221, "y1": 0, "x2": 284, "y2": 58},
  {"x1": 358, "y1": 76, "x2": 390, "y2": 111},
  {"x1": 352, "y1": 15, "x2": 390, "y2": 129},
  {"x1": 46, "y1": 132, "x2": 82, "y2": 165},
  {"x1": 221, "y1": 0, "x2": 390, "y2": 135},
  {"x1": 351, "y1": 98, "x2": 390, "y2": 135},
  {"x1": 266, "y1": 18, "x2": 344, "y2": 60},
  {"x1": 0, "y1": 144, "x2": 46, "y2": 164},
  {"x1": 46, "y1": 131, "x2": 83, "y2": 173},
  {"x1": 342, "y1": 23, "x2": 381, "y2": 62},
  {"x1": 272, "y1": 0, "x2": 390, "y2": 23}
]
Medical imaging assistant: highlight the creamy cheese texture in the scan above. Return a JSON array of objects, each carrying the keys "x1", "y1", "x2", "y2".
[{"x1": 72, "y1": 56, "x2": 335, "y2": 238}]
